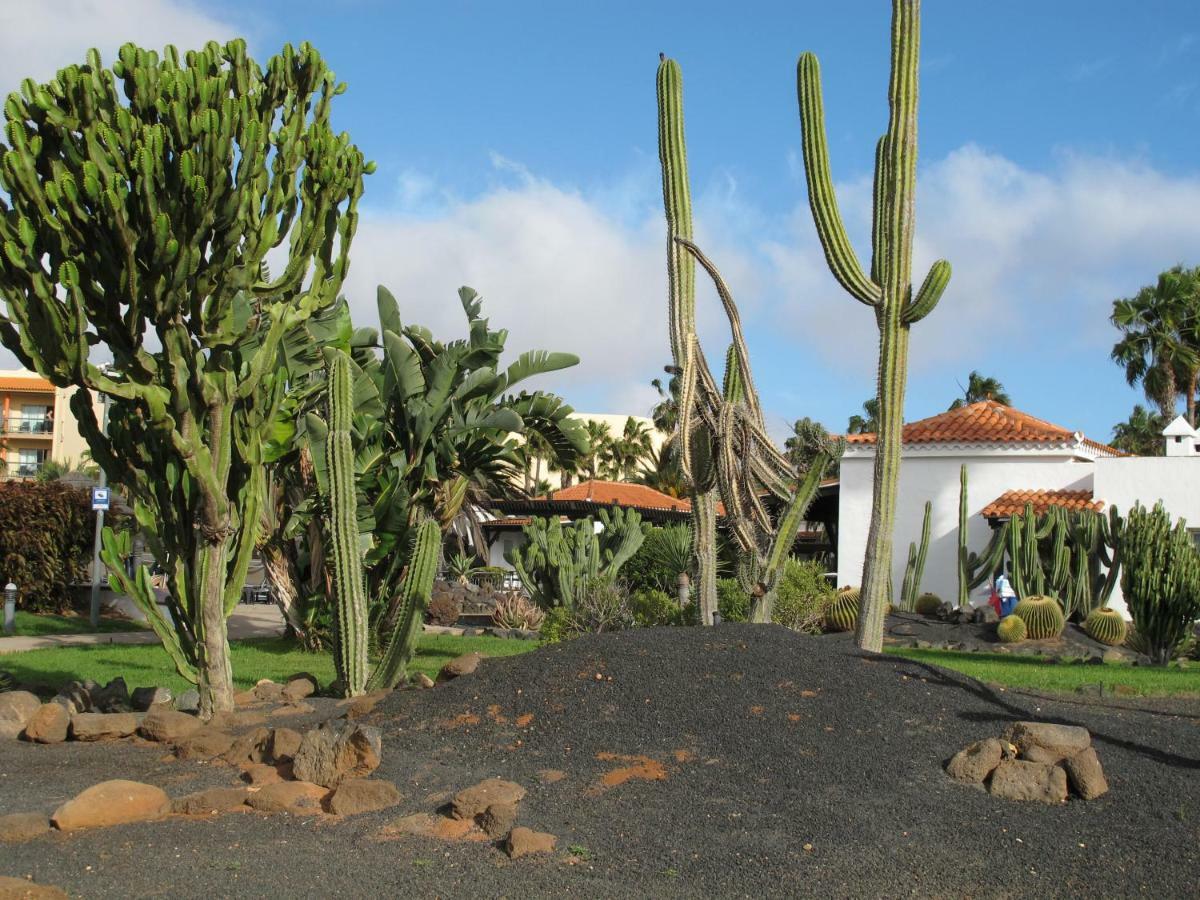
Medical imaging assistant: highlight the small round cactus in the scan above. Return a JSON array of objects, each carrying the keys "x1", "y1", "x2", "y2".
[
  {"x1": 824, "y1": 586, "x2": 860, "y2": 633},
  {"x1": 996, "y1": 614, "x2": 1027, "y2": 643},
  {"x1": 1083, "y1": 607, "x2": 1127, "y2": 647},
  {"x1": 1012, "y1": 595, "x2": 1065, "y2": 640},
  {"x1": 914, "y1": 592, "x2": 942, "y2": 616}
]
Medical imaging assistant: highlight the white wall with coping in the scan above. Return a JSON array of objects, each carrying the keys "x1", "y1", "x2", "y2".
[{"x1": 837, "y1": 446, "x2": 1095, "y2": 605}]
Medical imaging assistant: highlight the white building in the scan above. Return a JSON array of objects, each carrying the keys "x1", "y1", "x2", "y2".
[{"x1": 837, "y1": 401, "x2": 1200, "y2": 615}]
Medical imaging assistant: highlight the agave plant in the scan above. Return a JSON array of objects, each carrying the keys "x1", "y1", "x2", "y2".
[{"x1": 446, "y1": 552, "x2": 484, "y2": 585}]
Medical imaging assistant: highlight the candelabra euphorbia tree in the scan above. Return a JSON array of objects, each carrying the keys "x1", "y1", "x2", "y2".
[
  {"x1": 796, "y1": 0, "x2": 951, "y2": 651},
  {"x1": 0, "y1": 40, "x2": 369, "y2": 716}
]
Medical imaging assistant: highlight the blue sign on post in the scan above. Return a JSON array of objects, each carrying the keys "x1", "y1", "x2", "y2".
[{"x1": 91, "y1": 487, "x2": 110, "y2": 511}]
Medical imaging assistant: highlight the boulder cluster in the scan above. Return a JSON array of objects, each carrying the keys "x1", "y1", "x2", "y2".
[{"x1": 946, "y1": 721, "x2": 1108, "y2": 803}]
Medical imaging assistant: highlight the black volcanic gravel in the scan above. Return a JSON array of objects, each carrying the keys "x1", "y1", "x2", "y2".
[{"x1": 2, "y1": 625, "x2": 1199, "y2": 898}]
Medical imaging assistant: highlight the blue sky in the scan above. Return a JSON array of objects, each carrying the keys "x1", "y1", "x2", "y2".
[{"x1": 3, "y1": 1, "x2": 1199, "y2": 443}]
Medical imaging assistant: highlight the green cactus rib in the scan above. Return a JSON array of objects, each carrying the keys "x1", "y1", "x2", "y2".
[
  {"x1": 901, "y1": 500, "x2": 932, "y2": 610},
  {"x1": 796, "y1": 0, "x2": 950, "y2": 653},
  {"x1": 1083, "y1": 607, "x2": 1127, "y2": 647},
  {"x1": 957, "y1": 465, "x2": 969, "y2": 607},
  {"x1": 325, "y1": 350, "x2": 369, "y2": 696},
  {"x1": 367, "y1": 518, "x2": 439, "y2": 691},
  {"x1": 825, "y1": 587, "x2": 860, "y2": 633}
]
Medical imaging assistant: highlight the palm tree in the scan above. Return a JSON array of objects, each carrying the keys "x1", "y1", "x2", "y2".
[
  {"x1": 649, "y1": 375, "x2": 679, "y2": 434},
  {"x1": 1111, "y1": 405, "x2": 1169, "y2": 457},
  {"x1": 785, "y1": 417, "x2": 840, "y2": 479},
  {"x1": 603, "y1": 417, "x2": 656, "y2": 481},
  {"x1": 578, "y1": 420, "x2": 613, "y2": 482},
  {"x1": 634, "y1": 444, "x2": 688, "y2": 497},
  {"x1": 948, "y1": 371, "x2": 1011, "y2": 410},
  {"x1": 1111, "y1": 266, "x2": 1200, "y2": 423},
  {"x1": 846, "y1": 398, "x2": 880, "y2": 435}
]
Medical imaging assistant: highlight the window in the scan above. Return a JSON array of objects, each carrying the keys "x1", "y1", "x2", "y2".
[
  {"x1": 1191, "y1": 529, "x2": 1200, "y2": 552},
  {"x1": 18, "y1": 404, "x2": 50, "y2": 433},
  {"x1": 15, "y1": 448, "x2": 47, "y2": 477}
]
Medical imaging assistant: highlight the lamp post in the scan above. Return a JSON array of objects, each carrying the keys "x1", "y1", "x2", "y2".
[
  {"x1": 3, "y1": 582, "x2": 16, "y2": 635},
  {"x1": 89, "y1": 390, "x2": 112, "y2": 630}
]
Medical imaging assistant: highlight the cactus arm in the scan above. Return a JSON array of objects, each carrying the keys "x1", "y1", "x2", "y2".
[
  {"x1": 903, "y1": 259, "x2": 952, "y2": 324},
  {"x1": 956, "y1": 466, "x2": 969, "y2": 607},
  {"x1": 367, "y1": 518, "x2": 439, "y2": 691},
  {"x1": 796, "y1": 53, "x2": 882, "y2": 307}
]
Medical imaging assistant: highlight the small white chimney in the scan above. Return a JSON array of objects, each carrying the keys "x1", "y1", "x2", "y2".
[{"x1": 1162, "y1": 415, "x2": 1198, "y2": 457}]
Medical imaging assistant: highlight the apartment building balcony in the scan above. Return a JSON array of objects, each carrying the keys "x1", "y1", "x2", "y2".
[{"x1": 2, "y1": 416, "x2": 53, "y2": 436}]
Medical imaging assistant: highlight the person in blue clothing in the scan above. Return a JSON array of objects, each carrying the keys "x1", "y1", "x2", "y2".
[{"x1": 995, "y1": 571, "x2": 1017, "y2": 616}]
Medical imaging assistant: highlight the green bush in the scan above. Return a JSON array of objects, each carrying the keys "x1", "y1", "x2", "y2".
[
  {"x1": 630, "y1": 587, "x2": 677, "y2": 627},
  {"x1": 622, "y1": 524, "x2": 691, "y2": 593},
  {"x1": 717, "y1": 578, "x2": 750, "y2": 622},
  {"x1": 540, "y1": 605, "x2": 570, "y2": 643},
  {"x1": 0, "y1": 482, "x2": 107, "y2": 613},
  {"x1": 773, "y1": 559, "x2": 834, "y2": 633},
  {"x1": 565, "y1": 578, "x2": 634, "y2": 635}
]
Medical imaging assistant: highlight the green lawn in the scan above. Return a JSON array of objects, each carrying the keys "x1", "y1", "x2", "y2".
[
  {"x1": 0, "y1": 633, "x2": 537, "y2": 694},
  {"x1": 10, "y1": 610, "x2": 147, "y2": 637},
  {"x1": 889, "y1": 646, "x2": 1200, "y2": 698}
]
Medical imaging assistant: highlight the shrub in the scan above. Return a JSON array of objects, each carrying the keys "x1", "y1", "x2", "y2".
[
  {"x1": 823, "y1": 586, "x2": 859, "y2": 633},
  {"x1": 717, "y1": 578, "x2": 750, "y2": 623},
  {"x1": 1119, "y1": 502, "x2": 1200, "y2": 666},
  {"x1": 0, "y1": 482, "x2": 101, "y2": 613},
  {"x1": 426, "y1": 591, "x2": 462, "y2": 627},
  {"x1": 623, "y1": 524, "x2": 691, "y2": 593},
  {"x1": 774, "y1": 559, "x2": 835, "y2": 633},
  {"x1": 1012, "y1": 595, "x2": 1065, "y2": 640},
  {"x1": 996, "y1": 614, "x2": 1027, "y2": 643},
  {"x1": 1124, "y1": 625, "x2": 1195, "y2": 661},
  {"x1": 630, "y1": 588, "x2": 678, "y2": 627},
  {"x1": 492, "y1": 592, "x2": 545, "y2": 631},
  {"x1": 540, "y1": 605, "x2": 570, "y2": 643},
  {"x1": 565, "y1": 578, "x2": 634, "y2": 635}
]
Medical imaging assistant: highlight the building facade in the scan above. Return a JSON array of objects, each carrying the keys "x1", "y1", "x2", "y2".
[{"x1": 0, "y1": 369, "x2": 101, "y2": 479}]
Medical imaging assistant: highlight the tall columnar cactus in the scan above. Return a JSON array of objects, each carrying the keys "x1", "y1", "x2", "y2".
[
  {"x1": 1118, "y1": 502, "x2": 1200, "y2": 665},
  {"x1": 2, "y1": 40, "x2": 369, "y2": 717},
  {"x1": 796, "y1": 0, "x2": 951, "y2": 651},
  {"x1": 322, "y1": 351, "x2": 370, "y2": 696},
  {"x1": 901, "y1": 500, "x2": 931, "y2": 610},
  {"x1": 957, "y1": 466, "x2": 970, "y2": 608},
  {"x1": 507, "y1": 508, "x2": 645, "y2": 610},
  {"x1": 657, "y1": 57, "x2": 841, "y2": 626}
]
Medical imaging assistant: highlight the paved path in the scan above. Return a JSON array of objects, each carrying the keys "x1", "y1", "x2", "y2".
[{"x1": 0, "y1": 604, "x2": 286, "y2": 654}]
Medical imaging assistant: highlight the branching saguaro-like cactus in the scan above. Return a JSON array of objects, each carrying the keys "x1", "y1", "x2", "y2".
[
  {"x1": 658, "y1": 57, "x2": 841, "y2": 625},
  {"x1": 0, "y1": 40, "x2": 368, "y2": 716},
  {"x1": 797, "y1": 0, "x2": 951, "y2": 651}
]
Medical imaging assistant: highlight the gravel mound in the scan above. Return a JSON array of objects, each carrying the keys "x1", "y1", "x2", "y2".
[{"x1": 2, "y1": 626, "x2": 1197, "y2": 897}]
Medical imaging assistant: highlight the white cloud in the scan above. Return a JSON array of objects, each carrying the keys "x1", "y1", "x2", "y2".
[{"x1": 0, "y1": 0, "x2": 240, "y2": 92}]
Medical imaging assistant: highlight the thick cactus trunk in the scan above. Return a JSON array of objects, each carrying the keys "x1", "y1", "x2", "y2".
[
  {"x1": 195, "y1": 539, "x2": 234, "y2": 718},
  {"x1": 692, "y1": 493, "x2": 719, "y2": 625}
]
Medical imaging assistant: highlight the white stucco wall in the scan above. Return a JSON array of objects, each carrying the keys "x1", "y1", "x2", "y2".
[
  {"x1": 1094, "y1": 456, "x2": 1200, "y2": 611},
  {"x1": 837, "y1": 449, "x2": 1095, "y2": 604}
]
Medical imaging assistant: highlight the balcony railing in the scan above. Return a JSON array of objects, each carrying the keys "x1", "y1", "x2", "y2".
[
  {"x1": 3, "y1": 461, "x2": 45, "y2": 479},
  {"x1": 3, "y1": 416, "x2": 52, "y2": 435}
]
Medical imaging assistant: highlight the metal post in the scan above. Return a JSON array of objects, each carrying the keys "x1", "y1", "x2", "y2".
[
  {"x1": 3, "y1": 582, "x2": 15, "y2": 635},
  {"x1": 89, "y1": 393, "x2": 111, "y2": 630}
]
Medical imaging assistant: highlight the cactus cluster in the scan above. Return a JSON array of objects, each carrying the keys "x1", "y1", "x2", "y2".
[
  {"x1": 900, "y1": 501, "x2": 932, "y2": 610},
  {"x1": 507, "y1": 508, "x2": 645, "y2": 611},
  {"x1": 914, "y1": 593, "x2": 942, "y2": 617},
  {"x1": 996, "y1": 615, "x2": 1027, "y2": 643},
  {"x1": 796, "y1": 1, "x2": 951, "y2": 651},
  {"x1": 657, "y1": 57, "x2": 840, "y2": 626},
  {"x1": 1083, "y1": 607, "x2": 1128, "y2": 647},
  {"x1": 825, "y1": 587, "x2": 860, "y2": 633},
  {"x1": 1012, "y1": 595, "x2": 1066, "y2": 640}
]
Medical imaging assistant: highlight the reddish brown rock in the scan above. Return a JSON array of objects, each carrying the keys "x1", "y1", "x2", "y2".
[
  {"x1": 326, "y1": 778, "x2": 402, "y2": 816},
  {"x1": 221, "y1": 727, "x2": 272, "y2": 766},
  {"x1": 22, "y1": 704, "x2": 69, "y2": 744},
  {"x1": 0, "y1": 876, "x2": 68, "y2": 899},
  {"x1": 70, "y1": 712, "x2": 139, "y2": 742},
  {"x1": 173, "y1": 727, "x2": 235, "y2": 760},
  {"x1": 292, "y1": 722, "x2": 382, "y2": 788},
  {"x1": 1064, "y1": 746, "x2": 1109, "y2": 800},
  {"x1": 505, "y1": 826, "x2": 557, "y2": 858},
  {"x1": 246, "y1": 781, "x2": 328, "y2": 814},
  {"x1": 0, "y1": 812, "x2": 51, "y2": 843},
  {"x1": 477, "y1": 801, "x2": 519, "y2": 837},
  {"x1": 415, "y1": 673, "x2": 435, "y2": 689},
  {"x1": 283, "y1": 674, "x2": 318, "y2": 701},
  {"x1": 946, "y1": 738, "x2": 1003, "y2": 784},
  {"x1": 1003, "y1": 722, "x2": 1091, "y2": 765},
  {"x1": 232, "y1": 689, "x2": 260, "y2": 707},
  {"x1": 988, "y1": 760, "x2": 1068, "y2": 804},
  {"x1": 210, "y1": 710, "x2": 268, "y2": 730},
  {"x1": 171, "y1": 787, "x2": 251, "y2": 815},
  {"x1": 345, "y1": 690, "x2": 391, "y2": 720},
  {"x1": 268, "y1": 727, "x2": 303, "y2": 763},
  {"x1": 139, "y1": 708, "x2": 201, "y2": 743},
  {"x1": 253, "y1": 680, "x2": 285, "y2": 702},
  {"x1": 450, "y1": 778, "x2": 526, "y2": 820},
  {"x1": 0, "y1": 692, "x2": 45, "y2": 740},
  {"x1": 51, "y1": 780, "x2": 170, "y2": 831},
  {"x1": 437, "y1": 652, "x2": 482, "y2": 683},
  {"x1": 241, "y1": 763, "x2": 284, "y2": 786}
]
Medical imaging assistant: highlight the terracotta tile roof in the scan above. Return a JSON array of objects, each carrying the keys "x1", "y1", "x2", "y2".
[
  {"x1": 0, "y1": 376, "x2": 54, "y2": 393},
  {"x1": 844, "y1": 400, "x2": 1122, "y2": 455},
  {"x1": 551, "y1": 480, "x2": 694, "y2": 512},
  {"x1": 980, "y1": 489, "x2": 1104, "y2": 518}
]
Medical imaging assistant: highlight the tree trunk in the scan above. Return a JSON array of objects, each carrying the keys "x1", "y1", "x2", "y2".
[
  {"x1": 1188, "y1": 369, "x2": 1198, "y2": 428},
  {"x1": 856, "y1": 319, "x2": 910, "y2": 653},
  {"x1": 196, "y1": 538, "x2": 235, "y2": 718}
]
